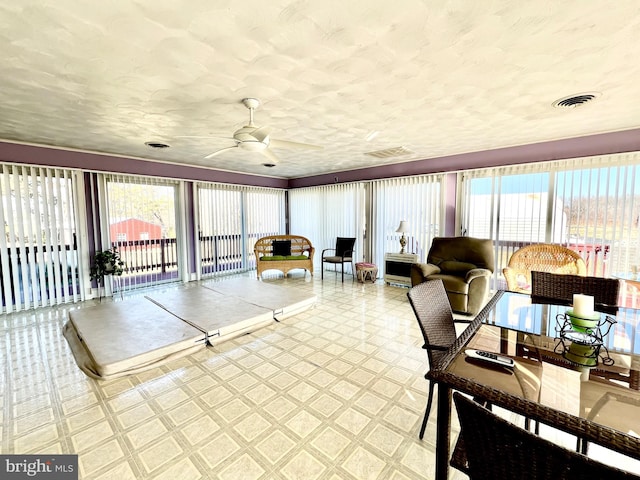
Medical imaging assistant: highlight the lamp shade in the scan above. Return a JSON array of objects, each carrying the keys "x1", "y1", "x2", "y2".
[{"x1": 396, "y1": 221, "x2": 410, "y2": 233}]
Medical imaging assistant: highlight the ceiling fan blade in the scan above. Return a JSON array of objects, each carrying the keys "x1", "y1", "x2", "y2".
[
  {"x1": 260, "y1": 148, "x2": 280, "y2": 164},
  {"x1": 204, "y1": 145, "x2": 238, "y2": 159},
  {"x1": 250, "y1": 126, "x2": 273, "y2": 143},
  {"x1": 269, "y1": 138, "x2": 323, "y2": 150},
  {"x1": 175, "y1": 135, "x2": 234, "y2": 140}
]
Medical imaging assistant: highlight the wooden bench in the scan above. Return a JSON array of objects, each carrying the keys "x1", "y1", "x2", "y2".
[{"x1": 254, "y1": 235, "x2": 315, "y2": 279}]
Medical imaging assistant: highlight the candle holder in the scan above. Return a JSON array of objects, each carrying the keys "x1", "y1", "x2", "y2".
[
  {"x1": 565, "y1": 309, "x2": 601, "y2": 334},
  {"x1": 554, "y1": 313, "x2": 616, "y2": 368}
]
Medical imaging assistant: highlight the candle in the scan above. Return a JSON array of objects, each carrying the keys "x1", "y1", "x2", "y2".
[{"x1": 573, "y1": 294, "x2": 594, "y2": 318}]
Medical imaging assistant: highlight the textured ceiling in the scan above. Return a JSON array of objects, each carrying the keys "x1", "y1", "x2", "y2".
[{"x1": 1, "y1": 1, "x2": 640, "y2": 179}]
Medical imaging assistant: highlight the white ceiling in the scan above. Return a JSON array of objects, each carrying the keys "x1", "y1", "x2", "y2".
[{"x1": 1, "y1": 1, "x2": 640, "y2": 179}]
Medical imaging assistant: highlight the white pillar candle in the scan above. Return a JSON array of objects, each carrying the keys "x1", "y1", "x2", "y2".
[{"x1": 573, "y1": 294, "x2": 594, "y2": 317}]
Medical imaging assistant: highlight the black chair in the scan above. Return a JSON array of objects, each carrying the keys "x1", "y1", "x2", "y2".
[
  {"x1": 531, "y1": 271, "x2": 620, "y2": 313},
  {"x1": 321, "y1": 237, "x2": 356, "y2": 282},
  {"x1": 453, "y1": 392, "x2": 640, "y2": 480},
  {"x1": 407, "y1": 279, "x2": 463, "y2": 439}
]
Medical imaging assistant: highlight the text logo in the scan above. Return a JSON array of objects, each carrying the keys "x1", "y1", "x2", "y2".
[{"x1": 1, "y1": 455, "x2": 78, "y2": 479}]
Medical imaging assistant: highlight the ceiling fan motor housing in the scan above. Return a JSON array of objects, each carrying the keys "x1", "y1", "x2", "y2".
[{"x1": 239, "y1": 140, "x2": 267, "y2": 151}]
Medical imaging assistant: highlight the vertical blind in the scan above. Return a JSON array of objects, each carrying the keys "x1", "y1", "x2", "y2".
[
  {"x1": 461, "y1": 152, "x2": 640, "y2": 285},
  {"x1": 370, "y1": 174, "x2": 443, "y2": 269},
  {"x1": 244, "y1": 187, "x2": 285, "y2": 268},
  {"x1": 289, "y1": 183, "x2": 365, "y2": 268},
  {"x1": 288, "y1": 177, "x2": 443, "y2": 273},
  {"x1": 197, "y1": 183, "x2": 285, "y2": 276},
  {"x1": 103, "y1": 174, "x2": 180, "y2": 292},
  {"x1": 0, "y1": 164, "x2": 81, "y2": 312}
]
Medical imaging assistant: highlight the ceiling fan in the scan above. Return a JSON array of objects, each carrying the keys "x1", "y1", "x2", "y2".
[{"x1": 203, "y1": 98, "x2": 322, "y2": 165}]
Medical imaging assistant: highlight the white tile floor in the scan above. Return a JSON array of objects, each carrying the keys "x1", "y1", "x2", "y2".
[
  {"x1": 4, "y1": 270, "x2": 637, "y2": 479},
  {"x1": 1, "y1": 271, "x2": 469, "y2": 479}
]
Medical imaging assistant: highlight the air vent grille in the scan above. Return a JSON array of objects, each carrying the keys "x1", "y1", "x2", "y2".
[
  {"x1": 365, "y1": 146, "x2": 414, "y2": 159},
  {"x1": 552, "y1": 92, "x2": 601, "y2": 109},
  {"x1": 145, "y1": 142, "x2": 170, "y2": 149}
]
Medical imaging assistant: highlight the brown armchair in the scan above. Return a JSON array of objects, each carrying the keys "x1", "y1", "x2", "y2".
[{"x1": 410, "y1": 236, "x2": 494, "y2": 315}]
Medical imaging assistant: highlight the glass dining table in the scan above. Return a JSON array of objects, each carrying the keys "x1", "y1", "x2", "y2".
[{"x1": 428, "y1": 290, "x2": 640, "y2": 480}]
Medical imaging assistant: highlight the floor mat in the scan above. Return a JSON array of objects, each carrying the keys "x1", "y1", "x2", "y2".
[
  {"x1": 63, "y1": 279, "x2": 317, "y2": 379},
  {"x1": 64, "y1": 297, "x2": 205, "y2": 379}
]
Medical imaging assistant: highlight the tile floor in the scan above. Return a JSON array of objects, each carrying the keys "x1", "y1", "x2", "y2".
[
  {"x1": 1, "y1": 271, "x2": 468, "y2": 479},
  {"x1": 3, "y1": 271, "x2": 637, "y2": 479}
]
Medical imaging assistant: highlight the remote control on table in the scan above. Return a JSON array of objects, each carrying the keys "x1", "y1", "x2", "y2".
[{"x1": 465, "y1": 349, "x2": 514, "y2": 368}]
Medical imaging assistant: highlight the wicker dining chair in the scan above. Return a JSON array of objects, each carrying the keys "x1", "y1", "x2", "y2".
[
  {"x1": 407, "y1": 279, "x2": 463, "y2": 439},
  {"x1": 453, "y1": 392, "x2": 640, "y2": 480},
  {"x1": 503, "y1": 243, "x2": 587, "y2": 293},
  {"x1": 531, "y1": 271, "x2": 621, "y2": 312}
]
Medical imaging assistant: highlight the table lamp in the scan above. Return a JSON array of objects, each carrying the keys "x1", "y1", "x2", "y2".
[{"x1": 396, "y1": 220, "x2": 409, "y2": 254}]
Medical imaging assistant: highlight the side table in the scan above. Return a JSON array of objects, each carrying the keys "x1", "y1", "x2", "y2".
[{"x1": 355, "y1": 262, "x2": 378, "y2": 283}]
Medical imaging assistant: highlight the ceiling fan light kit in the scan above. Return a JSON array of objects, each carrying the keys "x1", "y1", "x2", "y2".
[{"x1": 203, "y1": 98, "x2": 322, "y2": 165}]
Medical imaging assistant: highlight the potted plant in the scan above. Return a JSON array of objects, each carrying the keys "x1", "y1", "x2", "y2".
[{"x1": 90, "y1": 247, "x2": 125, "y2": 299}]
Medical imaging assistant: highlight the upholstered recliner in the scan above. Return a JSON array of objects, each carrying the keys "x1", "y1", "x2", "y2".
[{"x1": 410, "y1": 236, "x2": 494, "y2": 315}]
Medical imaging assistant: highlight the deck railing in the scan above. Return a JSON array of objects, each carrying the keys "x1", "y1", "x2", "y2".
[
  {"x1": 0, "y1": 240, "x2": 80, "y2": 307},
  {"x1": 113, "y1": 238, "x2": 178, "y2": 275},
  {"x1": 199, "y1": 232, "x2": 276, "y2": 275}
]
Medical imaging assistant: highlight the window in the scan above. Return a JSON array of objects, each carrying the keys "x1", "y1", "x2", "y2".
[
  {"x1": 197, "y1": 183, "x2": 284, "y2": 276},
  {"x1": 289, "y1": 183, "x2": 365, "y2": 267},
  {"x1": 104, "y1": 175, "x2": 179, "y2": 291},
  {"x1": 370, "y1": 175, "x2": 443, "y2": 268},
  {"x1": 0, "y1": 164, "x2": 81, "y2": 311},
  {"x1": 461, "y1": 153, "x2": 640, "y2": 294},
  {"x1": 289, "y1": 175, "x2": 444, "y2": 272}
]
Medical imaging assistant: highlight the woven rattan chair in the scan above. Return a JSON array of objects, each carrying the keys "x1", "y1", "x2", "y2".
[
  {"x1": 453, "y1": 392, "x2": 640, "y2": 479},
  {"x1": 503, "y1": 243, "x2": 587, "y2": 294},
  {"x1": 531, "y1": 271, "x2": 620, "y2": 312},
  {"x1": 321, "y1": 237, "x2": 356, "y2": 282},
  {"x1": 407, "y1": 279, "x2": 461, "y2": 439}
]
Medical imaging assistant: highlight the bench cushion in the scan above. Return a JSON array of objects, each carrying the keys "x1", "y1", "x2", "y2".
[
  {"x1": 260, "y1": 255, "x2": 308, "y2": 261},
  {"x1": 254, "y1": 235, "x2": 315, "y2": 278}
]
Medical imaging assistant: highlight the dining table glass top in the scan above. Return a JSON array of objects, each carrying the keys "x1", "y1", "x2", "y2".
[{"x1": 447, "y1": 291, "x2": 640, "y2": 438}]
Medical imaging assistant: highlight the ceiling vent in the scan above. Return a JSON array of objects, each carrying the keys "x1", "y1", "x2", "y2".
[
  {"x1": 365, "y1": 146, "x2": 414, "y2": 159},
  {"x1": 552, "y1": 92, "x2": 601, "y2": 109},
  {"x1": 145, "y1": 141, "x2": 170, "y2": 149}
]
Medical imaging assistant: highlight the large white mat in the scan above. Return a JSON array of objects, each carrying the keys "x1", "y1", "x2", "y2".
[
  {"x1": 64, "y1": 297, "x2": 205, "y2": 379},
  {"x1": 205, "y1": 278, "x2": 317, "y2": 320},
  {"x1": 145, "y1": 285, "x2": 274, "y2": 343},
  {"x1": 63, "y1": 279, "x2": 317, "y2": 380}
]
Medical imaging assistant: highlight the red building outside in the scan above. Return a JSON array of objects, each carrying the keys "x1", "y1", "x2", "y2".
[{"x1": 109, "y1": 218, "x2": 163, "y2": 242}]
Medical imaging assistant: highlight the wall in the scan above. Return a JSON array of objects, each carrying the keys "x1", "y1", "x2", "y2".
[
  {"x1": 288, "y1": 128, "x2": 640, "y2": 188},
  {"x1": 2, "y1": 128, "x2": 640, "y2": 189}
]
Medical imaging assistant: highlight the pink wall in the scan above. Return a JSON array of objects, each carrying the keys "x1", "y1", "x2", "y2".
[
  {"x1": 0, "y1": 141, "x2": 288, "y2": 189},
  {"x1": 288, "y1": 128, "x2": 640, "y2": 188},
  {"x1": 2, "y1": 127, "x2": 640, "y2": 189}
]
